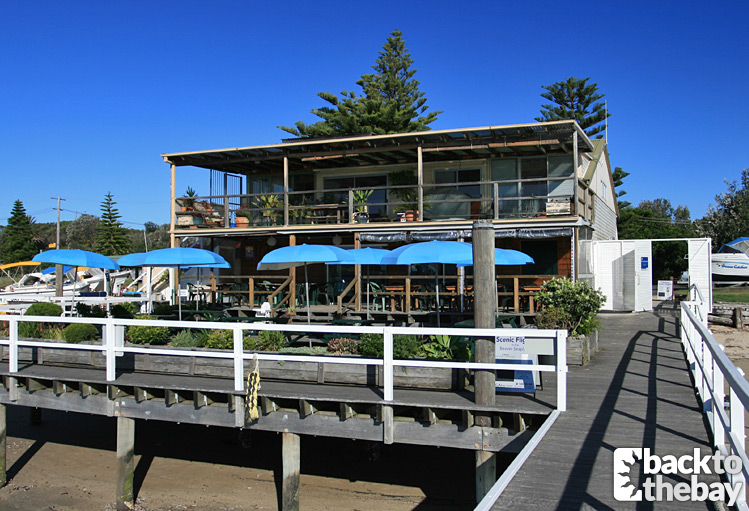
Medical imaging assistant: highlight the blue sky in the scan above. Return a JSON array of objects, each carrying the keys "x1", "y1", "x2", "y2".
[{"x1": 1, "y1": 1, "x2": 747, "y2": 229}]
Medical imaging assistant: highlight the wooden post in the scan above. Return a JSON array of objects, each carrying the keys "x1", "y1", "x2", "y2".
[
  {"x1": 116, "y1": 416, "x2": 135, "y2": 511},
  {"x1": 289, "y1": 235, "x2": 297, "y2": 308},
  {"x1": 417, "y1": 146, "x2": 424, "y2": 221},
  {"x1": 0, "y1": 403, "x2": 6, "y2": 488},
  {"x1": 734, "y1": 307, "x2": 744, "y2": 330},
  {"x1": 472, "y1": 220, "x2": 496, "y2": 503},
  {"x1": 281, "y1": 432, "x2": 300, "y2": 511}
]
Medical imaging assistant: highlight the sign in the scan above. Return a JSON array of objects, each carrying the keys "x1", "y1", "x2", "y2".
[
  {"x1": 657, "y1": 280, "x2": 673, "y2": 300},
  {"x1": 495, "y1": 335, "x2": 539, "y2": 393},
  {"x1": 546, "y1": 200, "x2": 571, "y2": 215},
  {"x1": 48, "y1": 242, "x2": 56, "y2": 248},
  {"x1": 641, "y1": 257, "x2": 649, "y2": 269}
]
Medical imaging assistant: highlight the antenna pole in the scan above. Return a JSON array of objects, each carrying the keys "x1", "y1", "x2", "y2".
[{"x1": 51, "y1": 196, "x2": 66, "y2": 297}]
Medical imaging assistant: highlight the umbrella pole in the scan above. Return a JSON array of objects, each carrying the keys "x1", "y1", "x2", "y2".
[
  {"x1": 436, "y1": 268, "x2": 440, "y2": 328},
  {"x1": 366, "y1": 266, "x2": 371, "y2": 321},
  {"x1": 178, "y1": 266, "x2": 183, "y2": 321},
  {"x1": 305, "y1": 264, "x2": 311, "y2": 326}
]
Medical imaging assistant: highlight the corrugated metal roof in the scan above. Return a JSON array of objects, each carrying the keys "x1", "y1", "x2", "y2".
[{"x1": 162, "y1": 120, "x2": 594, "y2": 174}]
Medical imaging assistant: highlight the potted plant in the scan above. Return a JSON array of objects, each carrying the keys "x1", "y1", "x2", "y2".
[
  {"x1": 352, "y1": 189, "x2": 373, "y2": 223},
  {"x1": 182, "y1": 187, "x2": 197, "y2": 211},
  {"x1": 390, "y1": 169, "x2": 419, "y2": 220},
  {"x1": 235, "y1": 210, "x2": 252, "y2": 227},
  {"x1": 253, "y1": 194, "x2": 283, "y2": 226}
]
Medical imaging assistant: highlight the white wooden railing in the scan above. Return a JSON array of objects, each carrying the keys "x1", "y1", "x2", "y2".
[
  {"x1": 681, "y1": 283, "x2": 749, "y2": 510},
  {"x1": 0, "y1": 316, "x2": 568, "y2": 412}
]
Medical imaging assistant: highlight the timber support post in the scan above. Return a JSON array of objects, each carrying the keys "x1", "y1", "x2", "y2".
[
  {"x1": 30, "y1": 407, "x2": 41, "y2": 425},
  {"x1": 472, "y1": 220, "x2": 497, "y2": 501},
  {"x1": 116, "y1": 416, "x2": 135, "y2": 511},
  {"x1": 0, "y1": 404, "x2": 6, "y2": 488},
  {"x1": 281, "y1": 432, "x2": 300, "y2": 511}
]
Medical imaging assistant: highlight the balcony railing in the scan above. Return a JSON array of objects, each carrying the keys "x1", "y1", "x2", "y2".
[{"x1": 174, "y1": 176, "x2": 579, "y2": 230}]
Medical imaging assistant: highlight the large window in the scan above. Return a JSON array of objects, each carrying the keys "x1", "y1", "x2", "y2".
[
  {"x1": 433, "y1": 168, "x2": 481, "y2": 197},
  {"x1": 521, "y1": 240, "x2": 558, "y2": 275},
  {"x1": 323, "y1": 175, "x2": 387, "y2": 216},
  {"x1": 491, "y1": 156, "x2": 575, "y2": 216}
]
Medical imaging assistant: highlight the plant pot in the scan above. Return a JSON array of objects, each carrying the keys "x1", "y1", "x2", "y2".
[
  {"x1": 355, "y1": 212, "x2": 369, "y2": 224},
  {"x1": 235, "y1": 216, "x2": 250, "y2": 227},
  {"x1": 404, "y1": 210, "x2": 419, "y2": 222}
]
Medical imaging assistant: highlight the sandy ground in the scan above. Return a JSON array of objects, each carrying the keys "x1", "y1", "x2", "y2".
[{"x1": 0, "y1": 405, "x2": 483, "y2": 510}]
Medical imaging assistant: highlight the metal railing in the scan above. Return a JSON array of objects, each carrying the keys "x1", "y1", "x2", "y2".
[
  {"x1": 173, "y1": 176, "x2": 579, "y2": 230},
  {"x1": 681, "y1": 283, "x2": 749, "y2": 509},
  {"x1": 1, "y1": 315, "x2": 568, "y2": 414}
]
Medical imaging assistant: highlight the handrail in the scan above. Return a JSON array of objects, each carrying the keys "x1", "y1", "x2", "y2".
[
  {"x1": 336, "y1": 278, "x2": 357, "y2": 314},
  {"x1": 1, "y1": 315, "x2": 568, "y2": 414},
  {"x1": 681, "y1": 286, "x2": 749, "y2": 509},
  {"x1": 268, "y1": 277, "x2": 292, "y2": 314}
]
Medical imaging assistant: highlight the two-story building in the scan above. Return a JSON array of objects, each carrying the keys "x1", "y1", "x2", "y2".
[{"x1": 162, "y1": 120, "x2": 617, "y2": 318}]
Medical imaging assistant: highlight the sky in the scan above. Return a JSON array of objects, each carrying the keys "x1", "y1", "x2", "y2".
[{"x1": 1, "y1": 1, "x2": 747, "y2": 230}]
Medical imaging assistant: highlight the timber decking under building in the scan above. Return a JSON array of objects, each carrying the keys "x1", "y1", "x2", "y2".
[{"x1": 491, "y1": 302, "x2": 722, "y2": 510}]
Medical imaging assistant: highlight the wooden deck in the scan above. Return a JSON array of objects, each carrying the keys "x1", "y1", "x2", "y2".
[{"x1": 491, "y1": 302, "x2": 722, "y2": 510}]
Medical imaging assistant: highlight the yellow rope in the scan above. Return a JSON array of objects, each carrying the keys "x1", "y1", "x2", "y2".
[{"x1": 245, "y1": 354, "x2": 260, "y2": 421}]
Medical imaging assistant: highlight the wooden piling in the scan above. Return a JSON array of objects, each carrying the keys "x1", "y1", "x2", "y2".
[
  {"x1": 472, "y1": 220, "x2": 497, "y2": 503},
  {"x1": 116, "y1": 416, "x2": 135, "y2": 511},
  {"x1": 0, "y1": 404, "x2": 6, "y2": 488},
  {"x1": 734, "y1": 307, "x2": 744, "y2": 330},
  {"x1": 281, "y1": 432, "x2": 300, "y2": 511}
]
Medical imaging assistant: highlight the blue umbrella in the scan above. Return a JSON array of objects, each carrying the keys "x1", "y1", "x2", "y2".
[
  {"x1": 117, "y1": 248, "x2": 230, "y2": 319},
  {"x1": 41, "y1": 265, "x2": 74, "y2": 275},
  {"x1": 32, "y1": 249, "x2": 120, "y2": 312},
  {"x1": 33, "y1": 249, "x2": 120, "y2": 270},
  {"x1": 326, "y1": 248, "x2": 391, "y2": 319},
  {"x1": 455, "y1": 248, "x2": 534, "y2": 267},
  {"x1": 258, "y1": 244, "x2": 355, "y2": 324}
]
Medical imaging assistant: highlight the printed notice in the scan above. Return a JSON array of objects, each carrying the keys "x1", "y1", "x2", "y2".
[{"x1": 495, "y1": 336, "x2": 538, "y2": 392}]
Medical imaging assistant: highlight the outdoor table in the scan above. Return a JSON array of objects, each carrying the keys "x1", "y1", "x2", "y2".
[
  {"x1": 221, "y1": 316, "x2": 277, "y2": 323},
  {"x1": 331, "y1": 318, "x2": 375, "y2": 326}
]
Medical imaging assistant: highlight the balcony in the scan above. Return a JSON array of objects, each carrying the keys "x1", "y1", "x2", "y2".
[{"x1": 173, "y1": 176, "x2": 581, "y2": 232}]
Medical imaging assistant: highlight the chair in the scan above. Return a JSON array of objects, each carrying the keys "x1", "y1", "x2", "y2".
[
  {"x1": 256, "y1": 301, "x2": 271, "y2": 318},
  {"x1": 368, "y1": 282, "x2": 387, "y2": 311}
]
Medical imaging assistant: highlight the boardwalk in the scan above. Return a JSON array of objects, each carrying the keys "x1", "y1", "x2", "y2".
[{"x1": 492, "y1": 302, "x2": 722, "y2": 510}]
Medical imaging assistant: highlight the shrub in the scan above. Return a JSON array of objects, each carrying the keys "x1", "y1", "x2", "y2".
[
  {"x1": 41, "y1": 326, "x2": 65, "y2": 340},
  {"x1": 111, "y1": 302, "x2": 139, "y2": 318},
  {"x1": 75, "y1": 303, "x2": 107, "y2": 318},
  {"x1": 25, "y1": 303, "x2": 63, "y2": 317},
  {"x1": 359, "y1": 333, "x2": 421, "y2": 359},
  {"x1": 534, "y1": 278, "x2": 605, "y2": 337},
  {"x1": 170, "y1": 329, "x2": 200, "y2": 348},
  {"x1": 18, "y1": 321, "x2": 43, "y2": 338},
  {"x1": 63, "y1": 323, "x2": 98, "y2": 343},
  {"x1": 254, "y1": 330, "x2": 286, "y2": 351},
  {"x1": 201, "y1": 329, "x2": 233, "y2": 350},
  {"x1": 153, "y1": 303, "x2": 176, "y2": 316},
  {"x1": 279, "y1": 346, "x2": 329, "y2": 355},
  {"x1": 327, "y1": 337, "x2": 360, "y2": 355},
  {"x1": 127, "y1": 315, "x2": 170, "y2": 345},
  {"x1": 421, "y1": 334, "x2": 471, "y2": 361}
]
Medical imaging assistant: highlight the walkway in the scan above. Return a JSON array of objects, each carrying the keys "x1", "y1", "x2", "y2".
[{"x1": 492, "y1": 302, "x2": 722, "y2": 510}]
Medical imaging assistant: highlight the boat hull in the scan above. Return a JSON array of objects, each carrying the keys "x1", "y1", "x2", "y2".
[{"x1": 712, "y1": 254, "x2": 749, "y2": 281}]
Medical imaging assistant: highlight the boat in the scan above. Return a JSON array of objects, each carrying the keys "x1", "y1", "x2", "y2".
[
  {"x1": 0, "y1": 261, "x2": 131, "y2": 300},
  {"x1": 712, "y1": 238, "x2": 749, "y2": 282}
]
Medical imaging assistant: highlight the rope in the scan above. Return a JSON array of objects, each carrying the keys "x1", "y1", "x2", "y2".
[{"x1": 245, "y1": 354, "x2": 261, "y2": 421}]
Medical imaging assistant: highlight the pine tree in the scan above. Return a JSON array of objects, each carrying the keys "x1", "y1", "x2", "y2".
[
  {"x1": 535, "y1": 77, "x2": 610, "y2": 138},
  {"x1": 94, "y1": 193, "x2": 130, "y2": 255},
  {"x1": 279, "y1": 30, "x2": 441, "y2": 137},
  {"x1": 0, "y1": 200, "x2": 37, "y2": 263},
  {"x1": 612, "y1": 167, "x2": 631, "y2": 209}
]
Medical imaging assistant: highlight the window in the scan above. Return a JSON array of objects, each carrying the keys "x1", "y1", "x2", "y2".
[
  {"x1": 434, "y1": 168, "x2": 481, "y2": 197},
  {"x1": 548, "y1": 156, "x2": 574, "y2": 197},
  {"x1": 323, "y1": 175, "x2": 387, "y2": 216},
  {"x1": 521, "y1": 240, "x2": 558, "y2": 275}
]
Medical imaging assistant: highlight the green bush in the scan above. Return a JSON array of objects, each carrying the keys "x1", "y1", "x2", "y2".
[
  {"x1": 327, "y1": 337, "x2": 360, "y2": 355},
  {"x1": 170, "y1": 329, "x2": 200, "y2": 348},
  {"x1": 279, "y1": 346, "x2": 329, "y2": 355},
  {"x1": 359, "y1": 333, "x2": 421, "y2": 359},
  {"x1": 421, "y1": 334, "x2": 471, "y2": 361},
  {"x1": 25, "y1": 303, "x2": 63, "y2": 316},
  {"x1": 534, "y1": 278, "x2": 605, "y2": 337},
  {"x1": 41, "y1": 326, "x2": 65, "y2": 340},
  {"x1": 75, "y1": 303, "x2": 107, "y2": 318},
  {"x1": 201, "y1": 329, "x2": 234, "y2": 350},
  {"x1": 110, "y1": 302, "x2": 140, "y2": 318},
  {"x1": 127, "y1": 315, "x2": 170, "y2": 345},
  {"x1": 18, "y1": 321, "x2": 43, "y2": 338},
  {"x1": 153, "y1": 303, "x2": 177, "y2": 316},
  {"x1": 253, "y1": 330, "x2": 286, "y2": 351},
  {"x1": 63, "y1": 323, "x2": 98, "y2": 343}
]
